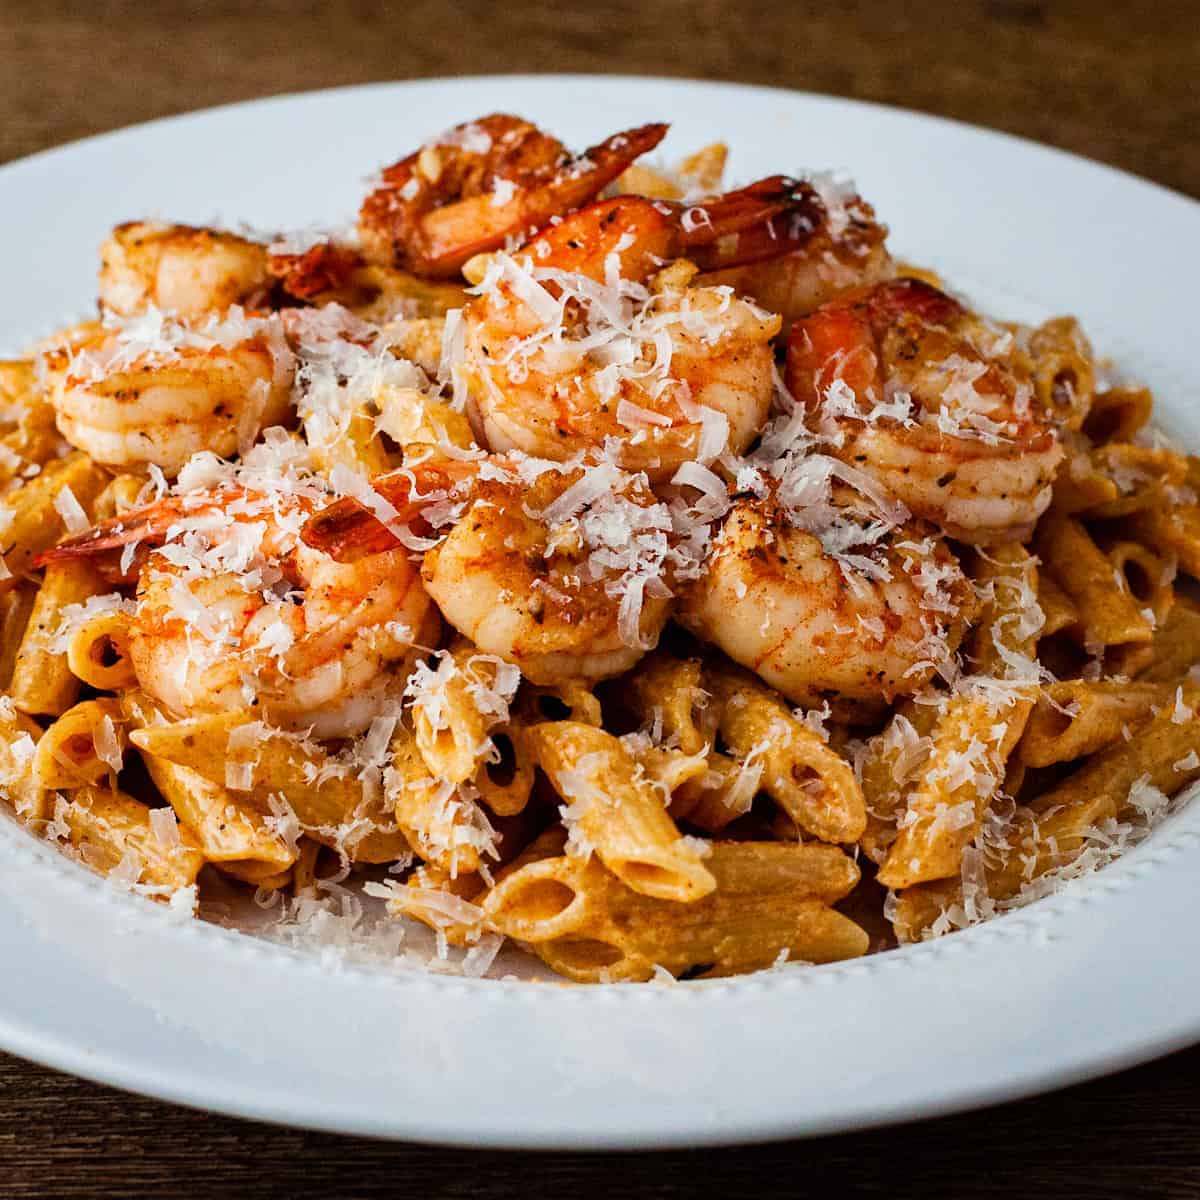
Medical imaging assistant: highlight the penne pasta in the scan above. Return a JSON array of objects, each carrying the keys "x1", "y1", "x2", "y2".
[
  {"x1": 627, "y1": 651, "x2": 715, "y2": 755},
  {"x1": 1034, "y1": 514, "x2": 1153, "y2": 647},
  {"x1": 9, "y1": 559, "x2": 108, "y2": 715},
  {"x1": 386, "y1": 718, "x2": 498, "y2": 875},
  {"x1": 704, "y1": 662, "x2": 866, "y2": 844},
  {"x1": 0, "y1": 451, "x2": 108, "y2": 583},
  {"x1": 484, "y1": 841, "x2": 866, "y2": 982},
  {"x1": 0, "y1": 696, "x2": 46, "y2": 823},
  {"x1": 1018, "y1": 680, "x2": 1178, "y2": 767},
  {"x1": 57, "y1": 786, "x2": 205, "y2": 895},
  {"x1": 129, "y1": 710, "x2": 409, "y2": 864},
  {"x1": 528, "y1": 721, "x2": 716, "y2": 902},
  {"x1": 893, "y1": 693, "x2": 1200, "y2": 941},
  {"x1": 1081, "y1": 386, "x2": 1153, "y2": 446},
  {"x1": 0, "y1": 584, "x2": 36, "y2": 690},
  {"x1": 31, "y1": 697, "x2": 127, "y2": 789},
  {"x1": 1135, "y1": 597, "x2": 1200, "y2": 682},
  {"x1": 122, "y1": 692, "x2": 295, "y2": 873},
  {"x1": 1123, "y1": 502, "x2": 1200, "y2": 582},
  {"x1": 65, "y1": 607, "x2": 137, "y2": 690}
]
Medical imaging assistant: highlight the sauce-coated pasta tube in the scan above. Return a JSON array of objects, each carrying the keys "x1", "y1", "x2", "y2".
[
  {"x1": 627, "y1": 651, "x2": 716, "y2": 755},
  {"x1": 65, "y1": 608, "x2": 137, "y2": 690},
  {"x1": 1124, "y1": 503, "x2": 1200, "y2": 581},
  {"x1": 528, "y1": 721, "x2": 716, "y2": 903},
  {"x1": 484, "y1": 841, "x2": 866, "y2": 982},
  {"x1": 31, "y1": 697, "x2": 127, "y2": 789},
  {"x1": 0, "y1": 452, "x2": 108, "y2": 583},
  {"x1": 704, "y1": 661, "x2": 866, "y2": 844},
  {"x1": 0, "y1": 696, "x2": 45, "y2": 822},
  {"x1": 59, "y1": 786, "x2": 205, "y2": 895},
  {"x1": 1018, "y1": 680, "x2": 1179, "y2": 767},
  {"x1": 386, "y1": 719, "x2": 497, "y2": 875},
  {"x1": 1135, "y1": 598, "x2": 1200, "y2": 682},
  {"x1": 0, "y1": 585, "x2": 35, "y2": 690},
  {"x1": 130, "y1": 710, "x2": 408, "y2": 863},
  {"x1": 123, "y1": 692, "x2": 295, "y2": 875},
  {"x1": 10, "y1": 559, "x2": 107, "y2": 715},
  {"x1": 1034, "y1": 514, "x2": 1152, "y2": 647},
  {"x1": 893, "y1": 694, "x2": 1200, "y2": 941}
]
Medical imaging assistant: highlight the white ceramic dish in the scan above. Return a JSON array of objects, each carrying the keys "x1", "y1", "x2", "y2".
[{"x1": 1, "y1": 75, "x2": 1199, "y2": 1149}]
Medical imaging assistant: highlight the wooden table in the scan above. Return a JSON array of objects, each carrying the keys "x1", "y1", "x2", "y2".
[{"x1": 2, "y1": 1, "x2": 1198, "y2": 1194}]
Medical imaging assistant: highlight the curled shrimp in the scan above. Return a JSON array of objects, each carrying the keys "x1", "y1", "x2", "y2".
[
  {"x1": 455, "y1": 190, "x2": 811, "y2": 480},
  {"x1": 99, "y1": 222, "x2": 272, "y2": 320},
  {"x1": 40, "y1": 308, "x2": 295, "y2": 475},
  {"x1": 786, "y1": 278, "x2": 1064, "y2": 543},
  {"x1": 38, "y1": 472, "x2": 438, "y2": 738},
  {"x1": 302, "y1": 452, "x2": 691, "y2": 684},
  {"x1": 678, "y1": 477, "x2": 975, "y2": 716},
  {"x1": 694, "y1": 174, "x2": 892, "y2": 323},
  {"x1": 358, "y1": 114, "x2": 667, "y2": 278}
]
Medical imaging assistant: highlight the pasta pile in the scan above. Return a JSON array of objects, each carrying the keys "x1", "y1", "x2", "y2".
[{"x1": 0, "y1": 114, "x2": 1197, "y2": 983}]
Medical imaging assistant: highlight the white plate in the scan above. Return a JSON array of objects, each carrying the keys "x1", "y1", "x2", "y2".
[{"x1": 2, "y1": 75, "x2": 1199, "y2": 1149}]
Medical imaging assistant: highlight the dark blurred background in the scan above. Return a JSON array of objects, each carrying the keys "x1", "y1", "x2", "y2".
[{"x1": 1, "y1": 1, "x2": 1199, "y2": 1196}]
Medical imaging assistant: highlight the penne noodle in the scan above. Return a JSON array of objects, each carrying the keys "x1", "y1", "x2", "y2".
[
  {"x1": 1018, "y1": 680, "x2": 1178, "y2": 767},
  {"x1": 1081, "y1": 386, "x2": 1153, "y2": 446},
  {"x1": 92, "y1": 472, "x2": 147, "y2": 520},
  {"x1": 129, "y1": 710, "x2": 408, "y2": 863},
  {"x1": 1025, "y1": 316, "x2": 1094, "y2": 431},
  {"x1": 704, "y1": 661, "x2": 866, "y2": 844},
  {"x1": 31, "y1": 697, "x2": 127, "y2": 789},
  {"x1": 0, "y1": 696, "x2": 46, "y2": 823},
  {"x1": 123, "y1": 691, "x2": 295, "y2": 872},
  {"x1": 893, "y1": 692, "x2": 1200, "y2": 941},
  {"x1": 1135, "y1": 597, "x2": 1200, "y2": 682},
  {"x1": 65, "y1": 608, "x2": 137, "y2": 690},
  {"x1": 1034, "y1": 514, "x2": 1153, "y2": 647},
  {"x1": 386, "y1": 719, "x2": 497, "y2": 875},
  {"x1": 0, "y1": 584, "x2": 36, "y2": 690},
  {"x1": 58, "y1": 786, "x2": 205, "y2": 895},
  {"x1": 1036, "y1": 572, "x2": 1079, "y2": 638},
  {"x1": 528, "y1": 721, "x2": 716, "y2": 903},
  {"x1": 10, "y1": 559, "x2": 108, "y2": 715},
  {"x1": 876, "y1": 694, "x2": 1015, "y2": 889},
  {"x1": 0, "y1": 451, "x2": 108, "y2": 583},
  {"x1": 484, "y1": 841, "x2": 866, "y2": 983},
  {"x1": 627, "y1": 651, "x2": 716, "y2": 755},
  {"x1": 408, "y1": 641, "x2": 519, "y2": 785},
  {"x1": 1123, "y1": 503, "x2": 1200, "y2": 581},
  {"x1": 472, "y1": 722, "x2": 537, "y2": 817}
]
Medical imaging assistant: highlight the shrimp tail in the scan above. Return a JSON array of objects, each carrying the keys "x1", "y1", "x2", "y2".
[
  {"x1": 302, "y1": 458, "x2": 477, "y2": 561},
  {"x1": 677, "y1": 176, "x2": 832, "y2": 271},
  {"x1": 268, "y1": 242, "x2": 365, "y2": 301}
]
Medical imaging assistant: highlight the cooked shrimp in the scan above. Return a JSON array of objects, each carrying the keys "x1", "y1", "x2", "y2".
[
  {"x1": 302, "y1": 452, "x2": 690, "y2": 684},
  {"x1": 40, "y1": 307, "x2": 295, "y2": 474},
  {"x1": 99, "y1": 222, "x2": 271, "y2": 320},
  {"x1": 455, "y1": 191, "x2": 800, "y2": 479},
  {"x1": 38, "y1": 472, "x2": 437, "y2": 738},
  {"x1": 268, "y1": 241, "x2": 468, "y2": 321},
  {"x1": 359, "y1": 114, "x2": 667, "y2": 278},
  {"x1": 695, "y1": 174, "x2": 892, "y2": 324},
  {"x1": 786, "y1": 278, "x2": 1064, "y2": 543},
  {"x1": 678, "y1": 476, "x2": 975, "y2": 715}
]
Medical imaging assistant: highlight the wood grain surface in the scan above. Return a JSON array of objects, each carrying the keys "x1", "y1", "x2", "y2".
[{"x1": 1, "y1": 1, "x2": 1199, "y2": 1194}]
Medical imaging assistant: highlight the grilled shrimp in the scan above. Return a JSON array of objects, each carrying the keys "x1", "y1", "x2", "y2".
[
  {"x1": 786, "y1": 278, "x2": 1064, "y2": 543},
  {"x1": 455, "y1": 190, "x2": 809, "y2": 479},
  {"x1": 678, "y1": 478, "x2": 974, "y2": 715},
  {"x1": 695, "y1": 174, "x2": 892, "y2": 324},
  {"x1": 358, "y1": 114, "x2": 667, "y2": 278},
  {"x1": 99, "y1": 222, "x2": 271, "y2": 320},
  {"x1": 303, "y1": 453, "x2": 686, "y2": 684},
  {"x1": 40, "y1": 308, "x2": 295, "y2": 474},
  {"x1": 38, "y1": 472, "x2": 437, "y2": 737}
]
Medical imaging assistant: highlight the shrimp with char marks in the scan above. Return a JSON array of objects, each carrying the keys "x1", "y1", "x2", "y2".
[
  {"x1": 40, "y1": 307, "x2": 295, "y2": 476},
  {"x1": 37, "y1": 448, "x2": 438, "y2": 738},
  {"x1": 99, "y1": 222, "x2": 272, "y2": 320},
  {"x1": 359, "y1": 114, "x2": 667, "y2": 278},
  {"x1": 302, "y1": 451, "x2": 702, "y2": 684},
  {"x1": 455, "y1": 187, "x2": 826, "y2": 480},
  {"x1": 678, "y1": 467, "x2": 975, "y2": 718},
  {"x1": 786, "y1": 277, "x2": 1065, "y2": 544}
]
